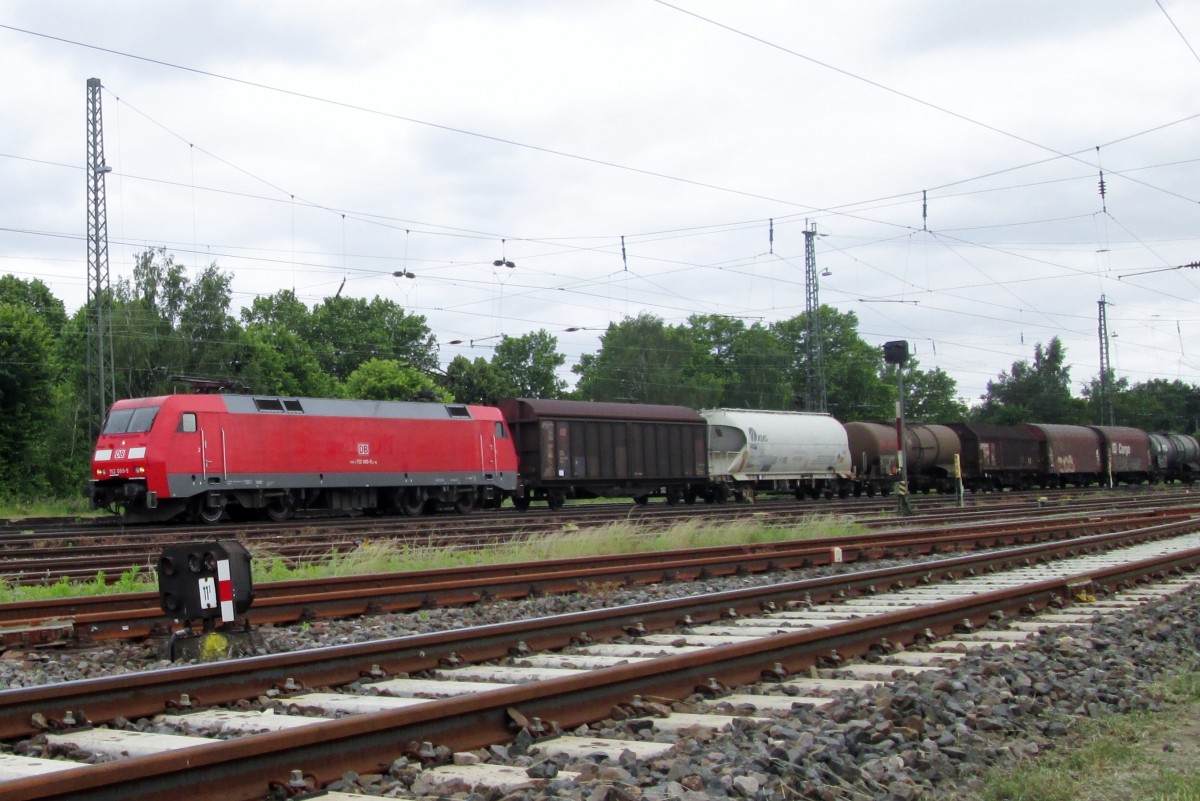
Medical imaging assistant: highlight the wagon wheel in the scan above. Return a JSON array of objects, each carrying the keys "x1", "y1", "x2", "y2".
[
  {"x1": 633, "y1": 494, "x2": 649, "y2": 506},
  {"x1": 547, "y1": 490, "x2": 567, "y2": 511},
  {"x1": 512, "y1": 495, "x2": 532, "y2": 510},
  {"x1": 263, "y1": 494, "x2": 294, "y2": 522},
  {"x1": 453, "y1": 491, "x2": 476, "y2": 515},
  {"x1": 665, "y1": 487, "x2": 683, "y2": 506},
  {"x1": 397, "y1": 487, "x2": 425, "y2": 517},
  {"x1": 191, "y1": 495, "x2": 225, "y2": 525}
]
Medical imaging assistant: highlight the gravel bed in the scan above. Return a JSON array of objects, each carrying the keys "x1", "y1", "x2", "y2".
[{"x1": 3, "y1": 561, "x2": 1200, "y2": 800}]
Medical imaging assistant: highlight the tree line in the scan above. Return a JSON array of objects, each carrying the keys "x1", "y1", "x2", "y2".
[{"x1": 2, "y1": 248, "x2": 1197, "y2": 502}]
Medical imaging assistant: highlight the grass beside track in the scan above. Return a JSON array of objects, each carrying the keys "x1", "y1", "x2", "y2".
[
  {"x1": 0, "y1": 514, "x2": 864, "y2": 603},
  {"x1": 972, "y1": 668, "x2": 1200, "y2": 801}
]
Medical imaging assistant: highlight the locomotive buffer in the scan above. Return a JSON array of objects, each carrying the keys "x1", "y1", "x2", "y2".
[{"x1": 157, "y1": 540, "x2": 255, "y2": 661}]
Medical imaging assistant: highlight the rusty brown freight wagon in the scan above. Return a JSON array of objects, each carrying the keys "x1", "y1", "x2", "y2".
[
  {"x1": 944, "y1": 423, "x2": 1041, "y2": 491},
  {"x1": 1091, "y1": 425, "x2": 1153, "y2": 484},
  {"x1": 1023, "y1": 424, "x2": 1103, "y2": 487},
  {"x1": 496, "y1": 398, "x2": 708, "y2": 510}
]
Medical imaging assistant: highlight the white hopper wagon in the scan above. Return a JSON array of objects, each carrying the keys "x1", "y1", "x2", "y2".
[{"x1": 703, "y1": 408, "x2": 853, "y2": 501}]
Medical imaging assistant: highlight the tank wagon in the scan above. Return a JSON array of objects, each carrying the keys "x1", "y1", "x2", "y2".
[
  {"x1": 704, "y1": 409, "x2": 853, "y2": 501},
  {"x1": 496, "y1": 398, "x2": 708, "y2": 509},
  {"x1": 87, "y1": 394, "x2": 518, "y2": 523},
  {"x1": 844, "y1": 422, "x2": 961, "y2": 496},
  {"x1": 1150, "y1": 432, "x2": 1200, "y2": 483}
]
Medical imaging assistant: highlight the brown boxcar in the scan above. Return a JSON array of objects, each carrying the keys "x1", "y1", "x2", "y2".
[
  {"x1": 1090, "y1": 425, "x2": 1153, "y2": 484},
  {"x1": 845, "y1": 422, "x2": 961, "y2": 495},
  {"x1": 1024, "y1": 424, "x2": 1103, "y2": 487},
  {"x1": 945, "y1": 423, "x2": 1041, "y2": 490},
  {"x1": 496, "y1": 398, "x2": 708, "y2": 509}
]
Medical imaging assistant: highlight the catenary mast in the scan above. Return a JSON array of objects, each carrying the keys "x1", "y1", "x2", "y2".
[{"x1": 86, "y1": 77, "x2": 116, "y2": 438}]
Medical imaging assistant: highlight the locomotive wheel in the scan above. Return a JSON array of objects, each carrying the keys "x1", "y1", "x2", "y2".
[
  {"x1": 263, "y1": 495, "x2": 294, "y2": 522},
  {"x1": 398, "y1": 488, "x2": 425, "y2": 517},
  {"x1": 191, "y1": 495, "x2": 225, "y2": 524},
  {"x1": 453, "y1": 491, "x2": 476, "y2": 515}
]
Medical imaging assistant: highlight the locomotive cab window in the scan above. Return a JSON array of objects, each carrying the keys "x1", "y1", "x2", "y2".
[
  {"x1": 495, "y1": 422, "x2": 508, "y2": 439},
  {"x1": 102, "y1": 405, "x2": 160, "y2": 435},
  {"x1": 178, "y1": 413, "x2": 197, "y2": 433}
]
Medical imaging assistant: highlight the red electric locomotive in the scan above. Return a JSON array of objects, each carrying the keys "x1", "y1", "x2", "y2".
[{"x1": 86, "y1": 394, "x2": 519, "y2": 523}]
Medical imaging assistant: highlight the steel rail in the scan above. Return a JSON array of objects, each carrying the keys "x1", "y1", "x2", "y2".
[
  {"x1": 3, "y1": 507, "x2": 1196, "y2": 646},
  {"x1": 0, "y1": 516, "x2": 1194, "y2": 741},
  {"x1": 3, "y1": 527, "x2": 1199, "y2": 800}
]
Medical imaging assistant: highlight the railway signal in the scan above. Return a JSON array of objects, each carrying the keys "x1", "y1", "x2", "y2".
[
  {"x1": 158, "y1": 541, "x2": 255, "y2": 661},
  {"x1": 883, "y1": 341, "x2": 913, "y2": 515}
]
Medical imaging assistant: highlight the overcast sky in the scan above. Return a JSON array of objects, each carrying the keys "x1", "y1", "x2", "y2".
[{"x1": 2, "y1": 2, "x2": 1199, "y2": 404}]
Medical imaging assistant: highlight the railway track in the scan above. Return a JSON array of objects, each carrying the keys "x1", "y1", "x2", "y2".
[
  {"x1": 3, "y1": 502, "x2": 1199, "y2": 648},
  {"x1": 0, "y1": 486, "x2": 1192, "y2": 586},
  {"x1": 0, "y1": 515, "x2": 1198, "y2": 800}
]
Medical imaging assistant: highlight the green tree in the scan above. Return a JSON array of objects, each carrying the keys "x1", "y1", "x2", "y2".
[
  {"x1": 238, "y1": 324, "x2": 337, "y2": 397},
  {"x1": 0, "y1": 304, "x2": 58, "y2": 498},
  {"x1": 342, "y1": 358, "x2": 451, "y2": 402},
  {"x1": 773, "y1": 308, "x2": 893, "y2": 420},
  {"x1": 178, "y1": 263, "x2": 238, "y2": 377},
  {"x1": 110, "y1": 248, "x2": 242, "y2": 396},
  {"x1": 884, "y1": 359, "x2": 968, "y2": 422},
  {"x1": 1084, "y1": 376, "x2": 1200, "y2": 432},
  {"x1": 721, "y1": 326, "x2": 793, "y2": 409},
  {"x1": 239, "y1": 289, "x2": 313, "y2": 334},
  {"x1": 0, "y1": 275, "x2": 68, "y2": 339},
  {"x1": 976, "y1": 337, "x2": 1087, "y2": 424},
  {"x1": 310, "y1": 296, "x2": 436, "y2": 380},
  {"x1": 443, "y1": 355, "x2": 510, "y2": 405},
  {"x1": 573, "y1": 313, "x2": 722, "y2": 407},
  {"x1": 491, "y1": 330, "x2": 567, "y2": 399}
]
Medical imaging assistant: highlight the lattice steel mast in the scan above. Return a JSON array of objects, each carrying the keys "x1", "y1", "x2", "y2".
[
  {"x1": 804, "y1": 222, "x2": 827, "y2": 413},
  {"x1": 1097, "y1": 294, "x2": 1114, "y2": 426},
  {"x1": 86, "y1": 77, "x2": 116, "y2": 438}
]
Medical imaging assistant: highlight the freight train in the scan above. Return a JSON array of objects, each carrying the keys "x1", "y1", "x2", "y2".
[{"x1": 86, "y1": 393, "x2": 1198, "y2": 522}]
